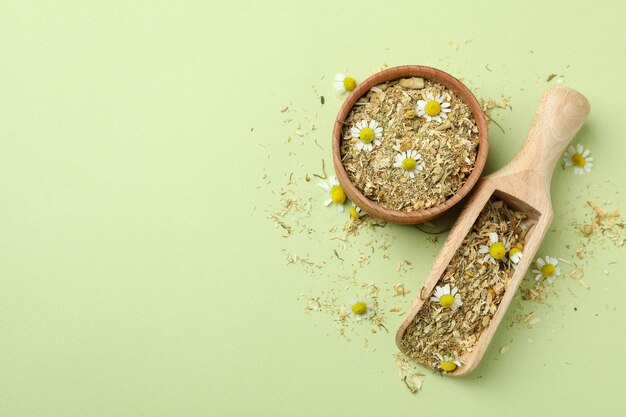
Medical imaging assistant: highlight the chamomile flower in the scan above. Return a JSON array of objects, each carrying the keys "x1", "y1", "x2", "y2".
[
  {"x1": 430, "y1": 284, "x2": 463, "y2": 310},
  {"x1": 318, "y1": 176, "x2": 346, "y2": 212},
  {"x1": 393, "y1": 150, "x2": 425, "y2": 178},
  {"x1": 435, "y1": 353, "x2": 462, "y2": 372},
  {"x1": 349, "y1": 203, "x2": 365, "y2": 220},
  {"x1": 333, "y1": 73, "x2": 357, "y2": 93},
  {"x1": 478, "y1": 232, "x2": 510, "y2": 264},
  {"x1": 509, "y1": 247, "x2": 523, "y2": 265},
  {"x1": 350, "y1": 120, "x2": 383, "y2": 151},
  {"x1": 564, "y1": 144, "x2": 593, "y2": 175},
  {"x1": 416, "y1": 92, "x2": 451, "y2": 122},
  {"x1": 344, "y1": 298, "x2": 374, "y2": 321},
  {"x1": 532, "y1": 256, "x2": 561, "y2": 283}
]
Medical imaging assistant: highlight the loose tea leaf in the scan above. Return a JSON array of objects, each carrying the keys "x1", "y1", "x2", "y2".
[
  {"x1": 399, "y1": 198, "x2": 531, "y2": 369},
  {"x1": 340, "y1": 79, "x2": 480, "y2": 211}
]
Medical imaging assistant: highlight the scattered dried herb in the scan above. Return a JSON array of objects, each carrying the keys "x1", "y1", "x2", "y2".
[
  {"x1": 576, "y1": 201, "x2": 625, "y2": 249},
  {"x1": 395, "y1": 352, "x2": 425, "y2": 394},
  {"x1": 481, "y1": 96, "x2": 511, "y2": 134}
]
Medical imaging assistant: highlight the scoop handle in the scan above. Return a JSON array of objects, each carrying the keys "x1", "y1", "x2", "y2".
[{"x1": 508, "y1": 85, "x2": 590, "y2": 183}]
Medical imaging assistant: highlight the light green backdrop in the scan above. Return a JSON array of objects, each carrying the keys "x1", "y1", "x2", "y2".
[{"x1": 1, "y1": 1, "x2": 624, "y2": 416}]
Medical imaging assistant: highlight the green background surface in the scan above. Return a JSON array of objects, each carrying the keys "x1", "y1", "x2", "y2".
[{"x1": 1, "y1": 1, "x2": 625, "y2": 416}]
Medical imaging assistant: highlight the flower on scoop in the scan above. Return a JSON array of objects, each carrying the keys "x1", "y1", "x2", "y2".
[
  {"x1": 478, "y1": 232, "x2": 510, "y2": 264},
  {"x1": 435, "y1": 353, "x2": 462, "y2": 372},
  {"x1": 509, "y1": 247, "x2": 523, "y2": 265},
  {"x1": 430, "y1": 284, "x2": 463, "y2": 310}
]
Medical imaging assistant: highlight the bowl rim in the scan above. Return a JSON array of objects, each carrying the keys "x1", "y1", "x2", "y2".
[{"x1": 332, "y1": 65, "x2": 489, "y2": 224}]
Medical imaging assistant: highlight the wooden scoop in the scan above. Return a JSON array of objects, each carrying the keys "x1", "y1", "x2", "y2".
[{"x1": 396, "y1": 85, "x2": 590, "y2": 376}]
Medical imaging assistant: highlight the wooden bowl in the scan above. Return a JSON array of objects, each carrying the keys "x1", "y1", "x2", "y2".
[{"x1": 332, "y1": 65, "x2": 489, "y2": 224}]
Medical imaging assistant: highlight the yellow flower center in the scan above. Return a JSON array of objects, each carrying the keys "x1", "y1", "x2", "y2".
[
  {"x1": 571, "y1": 153, "x2": 586, "y2": 167},
  {"x1": 541, "y1": 263, "x2": 555, "y2": 277},
  {"x1": 329, "y1": 185, "x2": 346, "y2": 204},
  {"x1": 401, "y1": 157, "x2": 417, "y2": 171},
  {"x1": 509, "y1": 248, "x2": 521, "y2": 258},
  {"x1": 440, "y1": 361, "x2": 457, "y2": 372},
  {"x1": 359, "y1": 127, "x2": 375, "y2": 144},
  {"x1": 349, "y1": 206, "x2": 361, "y2": 220},
  {"x1": 351, "y1": 301, "x2": 367, "y2": 315},
  {"x1": 424, "y1": 100, "x2": 441, "y2": 116},
  {"x1": 343, "y1": 77, "x2": 356, "y2": 91},
  {"x1": 439, "y1": 294, "x2": 455, "y2": 308},
  {"x1": 489, "y1": 242, "x2": 506, "y2": 260}
]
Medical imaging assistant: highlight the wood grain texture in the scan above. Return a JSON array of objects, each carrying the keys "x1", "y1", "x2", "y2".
[
  {"x1": 396, "y1": 85, "x2": 590, "y2": 376},
  {"x1": 332, "y1": 65, "x2": 489, "y2": 224}
]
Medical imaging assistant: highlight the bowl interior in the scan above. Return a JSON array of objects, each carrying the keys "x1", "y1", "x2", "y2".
[{"x1": 332, "y1": 65, "x2": 489, "y2": 224}]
